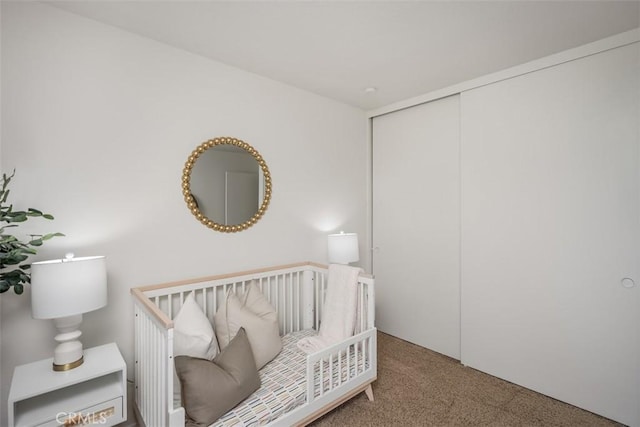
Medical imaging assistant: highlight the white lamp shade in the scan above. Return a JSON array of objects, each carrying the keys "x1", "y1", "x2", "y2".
[
  {"x1": 327, "y1": 232, "x2": 359, "y2": 264},
  {"x1": 31, "y1": 255, "x2": 107, "y2": 320}
]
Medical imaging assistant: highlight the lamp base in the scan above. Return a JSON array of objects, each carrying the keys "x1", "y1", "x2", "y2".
[
  {"x1": 53, "y1": 356, "x2": 84, "y2": 371},
  {"x1": 52, "y1": 314, "x2": 85, "y2": 371}
]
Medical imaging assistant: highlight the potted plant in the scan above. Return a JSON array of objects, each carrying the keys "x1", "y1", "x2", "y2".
[{"x1": 0, "y1": 170, "x2": 63, "y2": 294}]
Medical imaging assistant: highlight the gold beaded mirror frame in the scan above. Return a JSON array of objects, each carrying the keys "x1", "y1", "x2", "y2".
[{"x1": 182, "y1": 137, "x2": 272, "y2": 232}]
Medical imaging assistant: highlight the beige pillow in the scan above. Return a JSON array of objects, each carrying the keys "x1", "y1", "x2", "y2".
[
  {"x1": 173, "y1": 292, "x2": 219, "y2": 360},
  {"x1": 214, "y1": 282, "x2": 282, "y2": 369},
  {"x1": 175, "y1": 328, "x2": 260, "y2": 426},
  {"x1": 173, "y1": 292, "x2": 219, "y2": 406}
]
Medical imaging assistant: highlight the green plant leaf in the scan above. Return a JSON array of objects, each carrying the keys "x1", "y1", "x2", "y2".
[
  {"x1": 42, "y1": 232, "x2": 64, "y2": 240},
  {"x1": 0, "y1": 170, "x2": 62, "y2": 296},
  {"x1": 7, "y1": 213, "x2": 27, "y2": 223},
  {"x1": 2, "y1": 251, "x2": 30, "y2": 265},
  {"x1": 0, "y1": 235, "x2": 18, "y2": 244}
]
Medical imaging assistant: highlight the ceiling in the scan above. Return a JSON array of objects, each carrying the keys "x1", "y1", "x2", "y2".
[{"x1": 47, "y1": 1, "x2": 640, "y2": 110}]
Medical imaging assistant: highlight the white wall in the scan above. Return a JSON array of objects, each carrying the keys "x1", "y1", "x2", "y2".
[{"x1": 0, "y1": 2, "x2": 367, "y2": 423}]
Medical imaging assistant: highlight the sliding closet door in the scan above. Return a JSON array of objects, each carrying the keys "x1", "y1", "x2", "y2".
[
  {"x1": 372, "y1": 95, "x2": 460, "y2": 359},
  {"x1": 461, "y1": 43, "x2": 639, "y2": 426}
]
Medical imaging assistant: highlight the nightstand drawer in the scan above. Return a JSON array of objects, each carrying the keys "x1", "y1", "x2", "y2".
[
  {"x1": 8, "y1": 344, "x2": 127, "y2": 427},
  {"x1": 39, "y1": 397, "x2": 123, "y2": 427}
]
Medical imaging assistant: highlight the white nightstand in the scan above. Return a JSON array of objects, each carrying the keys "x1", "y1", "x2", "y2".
[{"x1": 8, "y1": 343, "x2": 127, "y2": 427}]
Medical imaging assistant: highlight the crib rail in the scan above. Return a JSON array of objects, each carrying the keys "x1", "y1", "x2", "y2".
[
  {"x1": 269, "y1": 328, "x2": 377, "y2": 427},
  {"x1": 131, "y1": 261, "x2": 375, "y2": 427},
  {"x1": 308, "y1": 329, "x2": 376, "y2": 398}
]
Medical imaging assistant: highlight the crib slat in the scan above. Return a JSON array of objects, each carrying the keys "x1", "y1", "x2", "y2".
[
  {"x1": 287, "y1": 274, "x2": 292, "y2": 334},
  {"x1": 275, "y1": 276, "x2": 280, "y2": 329},
  {"x1": 338, "y1": 349, "x2": 343, "y2": 387},
  {"x1": 152, "y1": 328, "x2": 157, "y2": 425},
  {"x1": 319, "y1": 360, "x2": 325, "y2": 396},
  {"x1": 347, "y1": 345, "x2": 351, "y2": 381},
  {"x1": 306, "y1": 358, "x2": 314, "y2": 404},
  {"x1": 359, "y1": 282, "x2": 364, "y2": 332},
  {"x1": 329, "y1": 354, "x2": 334, "y2": 391},
  {"x1": 145, "y1": 314, "x2": 151, "y2": 424},
  {"x1": 154, "y1": 318, "x2": 159, "y2": 425},
  {"x1": 202, "y1": 287, "x2": 207, "y2": 317},
  {"x1": 265, "y1": 276, "x2": 270, "y2": 302},
  {"x1": 144, "y1": 314, "x2": 149, "y2": 423},
  {"x1": 295, "y1": 271, "x2": 302, "y2": 331},
  {"x1": 314, "y1": 273, "x2": 319, "y2": 329}
]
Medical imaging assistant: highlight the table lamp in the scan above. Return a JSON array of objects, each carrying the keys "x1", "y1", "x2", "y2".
[
  {"x1": 327, "y1": 231, "x2": 359, "y2": 264},
  {"x1": 31, "y1": 253, "x2": 107, "y2": 371}
]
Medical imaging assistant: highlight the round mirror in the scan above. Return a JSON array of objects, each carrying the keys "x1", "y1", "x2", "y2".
[{"x1": 182, "y1": 137, "x2": 272, "y2": 232}]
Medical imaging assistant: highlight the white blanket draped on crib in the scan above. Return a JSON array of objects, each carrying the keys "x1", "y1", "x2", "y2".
[{"x1": 297, "y1": 264, "x2": 363, "y2": 354}]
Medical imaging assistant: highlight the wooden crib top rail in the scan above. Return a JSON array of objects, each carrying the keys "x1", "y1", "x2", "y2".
[{"x1": 131, "y1": 261, "x2": 373, "y2": 330}]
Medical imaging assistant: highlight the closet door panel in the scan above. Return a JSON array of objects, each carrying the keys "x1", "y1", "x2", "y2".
[
  {"x1": 460, "y1": 43, "x2": 639, "y2": 426},
  {"x1": 372, "y1": 95, "x2": 460, "y2": 359}
]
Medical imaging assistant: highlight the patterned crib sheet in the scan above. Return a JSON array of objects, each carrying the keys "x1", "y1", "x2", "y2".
[{"x1": 210, "y1": 329, "x2": 369, "y2": 427}]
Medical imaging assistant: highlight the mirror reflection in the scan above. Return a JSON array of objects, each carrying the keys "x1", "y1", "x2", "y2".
[{"x1": 182, "y1": 137, "x2": 271, "y2": 232}]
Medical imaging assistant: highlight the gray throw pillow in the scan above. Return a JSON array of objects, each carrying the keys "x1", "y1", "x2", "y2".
[{"x1": 175, "y1": 328, "x2": 260, "y2": 426}]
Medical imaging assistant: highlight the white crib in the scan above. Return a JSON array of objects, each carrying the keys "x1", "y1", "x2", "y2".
[{"x1": 131, "y1": 261, "x2": 377, "y2": 427}]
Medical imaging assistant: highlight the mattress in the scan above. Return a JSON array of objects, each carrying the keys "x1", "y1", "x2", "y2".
[{"x1": 209, "y1": 329, "x2": 368, "y2": 427}]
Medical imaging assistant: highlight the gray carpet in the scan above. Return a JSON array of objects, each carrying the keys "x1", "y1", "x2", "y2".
[{"x1": 310, "y1": 331, "x2": 621, "y2": 426}]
